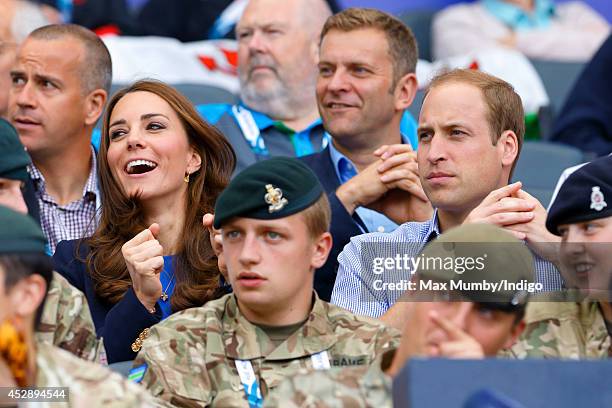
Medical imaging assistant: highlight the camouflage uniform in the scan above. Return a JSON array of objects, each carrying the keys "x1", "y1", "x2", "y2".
[
  {"x1": 510, "y1": 301, "x2": 612, "y2": 359},
  {"x1": 135, "y1": 293, "x2": 399, "y2": 407},
  {"x1": 34, "y1": 341, "x2": 165, "y2": 407},
  {"x1": 264, "y1": 353, "x2": 394, "y2": 408},
  {"x1": 35, "y1": 272, "x2": 102, "y2": 362}
]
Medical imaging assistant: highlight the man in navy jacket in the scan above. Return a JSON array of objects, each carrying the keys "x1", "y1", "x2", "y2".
[
  {"x1": 300, "y1": 9, "x2": 432, "y2": 301},
  {"x1": 550, "y1": 34, "x2": 612, "y2": 157}
]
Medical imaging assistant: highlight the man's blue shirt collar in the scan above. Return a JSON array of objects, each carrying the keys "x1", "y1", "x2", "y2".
[
  {"x1": 329, "y1": 133, "x2": 414, "y2": 185},
  {"x1": 236, "y1": 102, "x2": 322, "y2": 132},
  {"x1": 482, "y1": 0, "x2": 556, "y2": 30}
]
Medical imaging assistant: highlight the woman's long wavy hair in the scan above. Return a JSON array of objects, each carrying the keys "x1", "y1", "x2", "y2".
[{"x1": 84, "y1": 79, "x2": 236, "y2": 311}]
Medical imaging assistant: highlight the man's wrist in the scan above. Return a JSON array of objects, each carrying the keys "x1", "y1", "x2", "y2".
[{"x1": 336, "y1": 184, "x2": 358, "y2": 214}]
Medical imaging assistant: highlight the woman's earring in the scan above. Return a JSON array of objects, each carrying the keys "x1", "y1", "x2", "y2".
[{"x1": 184, "y1": 172, "x2": 190, "y2": 183}]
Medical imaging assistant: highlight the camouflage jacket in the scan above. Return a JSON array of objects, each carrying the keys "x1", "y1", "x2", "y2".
[
  {"x1": 510, "y1": 301, "x2": 611, "y2": 359},
  {"x1": 35, "y1": 272, "x2": 102, "y2": 362},
  {"x1": 264, "y1": 352, "x2": 394, "y2": 408},
  {"x1": 35, "y1": 341, "x2": 166, "y2": 407},
  {"x1": 134, "y1": 293, "x2": 400, "y2": 407}
]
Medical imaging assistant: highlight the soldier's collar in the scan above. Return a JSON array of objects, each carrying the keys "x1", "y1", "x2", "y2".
[{"x1": 222, "y1": 293, "x2": 335, "y2": 361}]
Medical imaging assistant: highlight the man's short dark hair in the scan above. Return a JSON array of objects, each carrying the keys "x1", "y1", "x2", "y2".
[{"x1": 28, "y1": 24, "x2": 112, "y2": 94}]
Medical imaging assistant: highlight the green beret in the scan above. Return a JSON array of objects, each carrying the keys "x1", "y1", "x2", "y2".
[
  {"x1": 547, "y1": 155, "x2": 612, "y2": 235},
  {"x1": 0, "y1": 118, "x2": 31, "y2": 182},
  {"x1": 214, "y1": 157, "x2": 324, "y2": 229},
  {"x1": 0, "y1": 205, "x2": 46, "y2": 254},
  {"x1": 417, "y1": 223, "x2": 535, "y2": 312}
]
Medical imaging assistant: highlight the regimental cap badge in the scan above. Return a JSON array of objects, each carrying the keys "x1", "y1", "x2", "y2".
[
  {"x1": 264, "y1": 184, "x2": 288, "y2": 213},
  {"x1": 590, "y1": 186, "x2": 607, "y2": 212}
]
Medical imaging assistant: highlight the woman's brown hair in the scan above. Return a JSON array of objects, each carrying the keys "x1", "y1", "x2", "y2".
[{"x1": 84, "y1": 79, "x2": 235, "y2": 311}]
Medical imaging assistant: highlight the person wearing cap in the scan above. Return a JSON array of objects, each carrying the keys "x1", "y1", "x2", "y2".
[
  {"x1": 0, "y1": 117, "x2": 33, "y2": 216},
  {"x1": 132, "y1": 157, "x2": 399, "y2": 407},
  {"x1": 0, "y1": 117, "x2": 100, "y2": 362},
  {"x1": 511, "y1": 155, "x2": 612, "y2": 359},
  {"x1": 0, "y1": 206, "x2": 164, "y2": 406},
  {"x1": 265, "y1": 223, "x2": 534, "y2": 407}
]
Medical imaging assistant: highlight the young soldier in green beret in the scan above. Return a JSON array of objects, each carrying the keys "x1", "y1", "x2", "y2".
[
  {"x1": 0, "y1": 206, "x2": 163, "y2": 406},
  {"x1": 512, "y1": 155, "x2": 612, "y2": 359},
  {"x1": 132, "y1": 157, "x2": 399, "y2": 407},
  {"x1": 0, "y1": 118, "x2": 100, "y2": 362},
  {"x1": 265, "y1": 223, "x2": 534, "y2": 408}
]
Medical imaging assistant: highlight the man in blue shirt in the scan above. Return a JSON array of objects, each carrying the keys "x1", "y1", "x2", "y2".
[
  {"x1": 300, "y1": 8, "x2": 432, "y2": 301},
  {"x1": 331, "y1": 68, "x2": 564, "y2": 326}
]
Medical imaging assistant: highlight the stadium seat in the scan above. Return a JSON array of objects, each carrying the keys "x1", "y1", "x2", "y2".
[
  {"x1": 95, "y1": 83, "x2": 238, "y2": 134},
  {"x1": 512, "y1": 141, "x2": 584, "y2": 205},
  {"x1": 109, "y1": 83, "x2": 238, "y2": 106},
  {"x1": 398, "y1": 9, "x2": 437, "y2": 62},
  {"x1": 529, "y1": 59, "x2": 585, "y2": 120},
  {"x1": 394, "y1": 358, "x2": 612, "y2": 407}
]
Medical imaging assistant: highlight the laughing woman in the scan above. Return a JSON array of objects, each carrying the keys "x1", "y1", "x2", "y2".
[{"x1": 53, "y1": 80, "x2": 235, "y2": 363}]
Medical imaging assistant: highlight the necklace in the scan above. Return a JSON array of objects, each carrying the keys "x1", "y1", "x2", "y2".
[{"x1": 160, "y1": 270, "x2": 175, "y2": 302}]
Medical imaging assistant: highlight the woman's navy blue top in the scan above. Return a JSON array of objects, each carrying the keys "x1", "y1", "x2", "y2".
[{"x1": 53, "y1": 239, "x2": 176, "y2": 363}]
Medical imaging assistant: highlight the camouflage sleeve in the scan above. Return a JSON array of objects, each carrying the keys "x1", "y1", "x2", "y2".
[
  {"x1": 509, "y1": 302, "x2": 584, "y2": 359},
  {"x1": 36, "y1": 272, "x2": 100, "y2": 362},
  {"x1": 72, "y1": 375, "x2": 172, "y2": 408},
  {"x1": 372, "y1": 323, "x2": 401, "y2": 358},
  {"x1": 134, "y1": 321, "x2": 212, "y2": 406}
]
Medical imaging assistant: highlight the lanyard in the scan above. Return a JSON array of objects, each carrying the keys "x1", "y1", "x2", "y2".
[
  {"x1": 235, "y1": 360, "x2": 263, "y2": 408},
  {"x1": 231, "y1": 105, "x2": 330, "y2": 159},
  {"x1": 235, "y1": 351, "x2": 330, "y2": 407}
]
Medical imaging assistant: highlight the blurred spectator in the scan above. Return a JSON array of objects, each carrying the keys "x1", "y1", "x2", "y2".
[
  {"x1": 35, "y1": 0, "x2": 232, "y2": 41},
  {"x1": 0, "y1": 0, "x2": 49, "y2": 118},
  {"x1": 550, "y1": 34, "x2": 612, "y2": 157},
  {"x1": 8, "y1": 24, "x2": 111, "y2": 254},
  {"x1": 0, "y1": 118, "x2": 31, "y2": 215},
  {"x1": 35, "y1": 0, "x2": 341, "y2": 41},
  {"x1": 433, "y1": 0, "x2": 610, "y2": 62}
]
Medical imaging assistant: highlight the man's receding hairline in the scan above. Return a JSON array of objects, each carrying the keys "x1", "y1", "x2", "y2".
[{"x1": 21, "y1": 35, "x2": 87, "y2": 83}]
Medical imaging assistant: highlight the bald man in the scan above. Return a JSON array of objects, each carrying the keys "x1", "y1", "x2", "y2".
[{"x1": 198, "y1": 0, "x2": 333, "y2": 174}]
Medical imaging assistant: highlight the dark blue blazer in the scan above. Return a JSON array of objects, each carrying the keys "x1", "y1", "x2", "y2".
[
  {"x1": 550, "y1": 34, "x2": 612, "y2": 157},
  {"x1": 23, "y1": 177, "x2": 40, "y2": 225},
  {"x1": 299, "y1": 148, "x2": 367, "y2": 302},
  {"x1": 53, "y1": 239, "x2": 162, "y2": 363}
]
